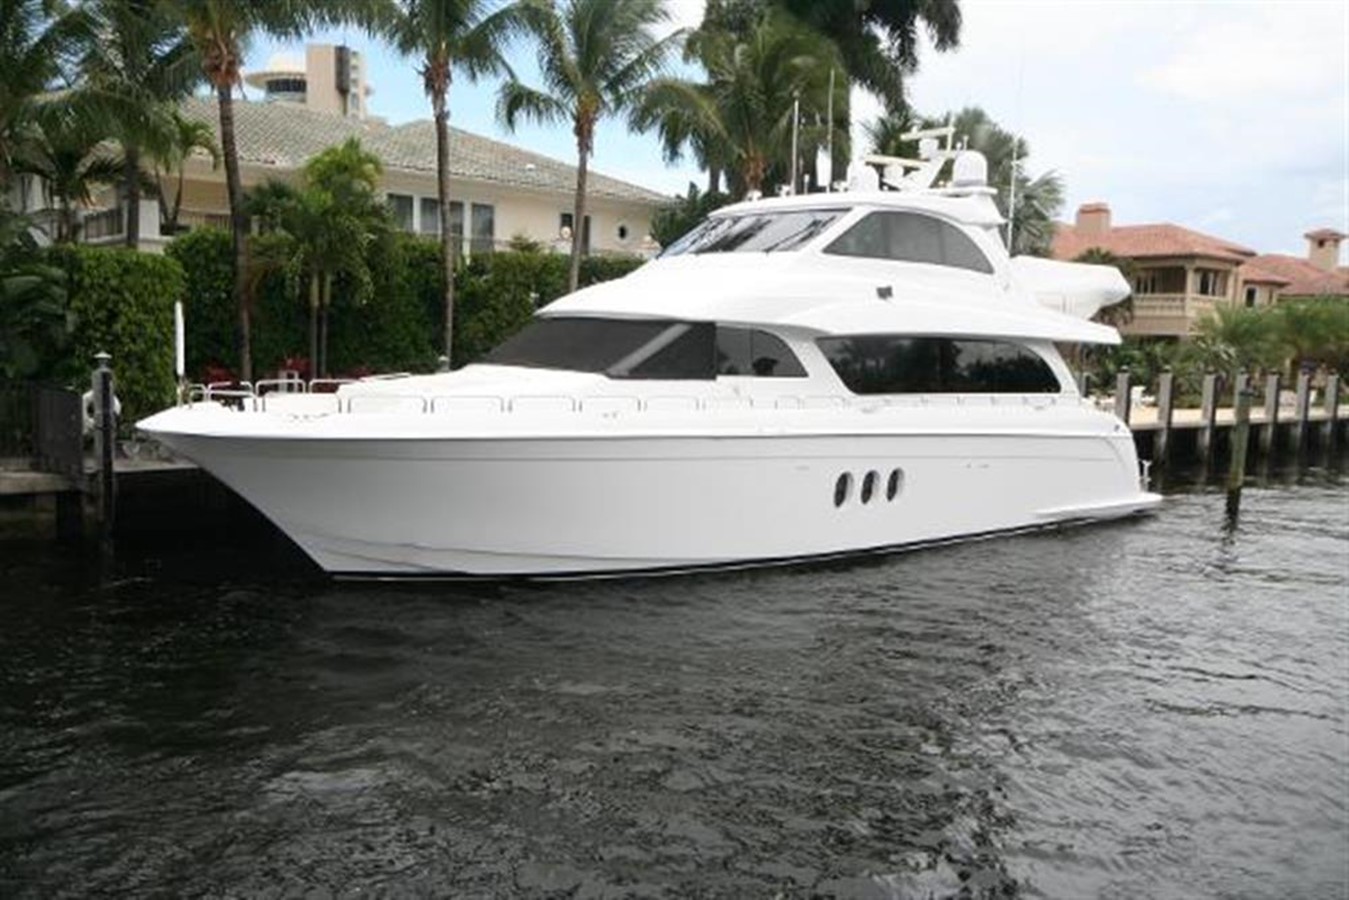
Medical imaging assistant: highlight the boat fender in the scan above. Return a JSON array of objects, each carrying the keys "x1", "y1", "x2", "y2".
[{"x1": 82, "y1": 389, "x2": 122, "y2": 436}]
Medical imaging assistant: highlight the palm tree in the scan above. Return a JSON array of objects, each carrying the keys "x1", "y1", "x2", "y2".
[
  {"x1": 1190, "y1": 303, "x2": 1284, "y2": 377},
  {"x1": 150, "y1": 108, "x2": 219, "y2": 234},
  {"x1": 384, "y1": 0, "x2": 522, "y2": 365},
  {"x1": 13, "y1": 102, "x2": 122, "y2": 242},
  {"x1": 499, "y1": 0, "x2": 680, "y2": 292},
  {"x1": 635, "y1": 12, "x2": 839, "y2": 198},
  {"x1": 0, "y1": 205, "x2": 69, "y2": 379},
  {"x1": 0, "y1": 0, "x2": 92, "y2": 189},
  {"x1": 81, "y1": 0, "x2": 199, "y2": 247},
  {"x1": 766, "y1": 0, "x2": 960, "y2": 112},
  {"x1": 166, "y1": 0, "x2": 378, "y2": 381}
]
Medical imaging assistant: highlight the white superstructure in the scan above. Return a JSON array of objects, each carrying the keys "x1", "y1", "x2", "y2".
[{"x1": 139, "y1": 144, "x2": 1158, "y2": 578}]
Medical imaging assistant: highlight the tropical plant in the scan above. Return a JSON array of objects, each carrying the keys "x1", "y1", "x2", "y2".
[
  {"x1": 765, "y1": 0, "x2": 960, "y2": 112},
  {"x1": 166, "y1": 0, "x2": 379, "y2": 382},
  {"x1": 0, "y1": 0, "x2": 91, "y2": 189},
  {"x1": 649, "y1": 181, "x2": 730, "y2": 247},
  {"x1": 499, "y1": 0, "x2": 680, "y2": 292},
  {"x1": 1189, "y1": 303, "x2": 1284, "y2": 377},
  {"x1": 245, "y1": 139, "x2": 388, "y2": 377},
  {"x1": 634, "y1": 11, "x2": 839, "y2": 199},
  {"x1": 12, "y1": 101, "x2": 122, "y2": 242},
  {"x1": 150, "y1": 108, "x2": 219, "y2": 234},
  {"x1": 0, "y1": 204, "x2": 70, "y2": 379},
  {"x1": 1275, "y1": 297, "x2": 1349, "y2": 374},
  {"x1": 384, "y1": 0, "x2": 523, "y2": 365},
  {"x1": 81, "y1": 0, "x2": 199, "y2": 246}
]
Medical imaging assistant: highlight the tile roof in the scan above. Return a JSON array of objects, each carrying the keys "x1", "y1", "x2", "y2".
[
  {"x1": 179, "y1": 97, "x2": 669, "y2": 205},
  {"x1": 1052, "y1": 221, "x2": 1256, "y2": 263},
  {"x1": 1242, "y1": 254, "x2": 1349, "y2": 297},
  {"x1": 1235, "y1": 262, "x2": 1291, "y2": 285}
]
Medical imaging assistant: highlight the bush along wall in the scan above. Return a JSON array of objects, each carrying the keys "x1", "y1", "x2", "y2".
[
  {"x1": 168, "y1": 228, "x2": 648, "y2": 379},
  {"x1": 47, "y1": 245, "x2": 184, "y2": 425}
]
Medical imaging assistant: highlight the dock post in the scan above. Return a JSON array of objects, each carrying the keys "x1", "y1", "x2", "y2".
[
  {"x1": 1114, "y1": 368, "x2": 1131, "y2": 425},
  {"x1": 1291, "y1": 371, "x2": 1312, "y2": 460},
  {"x1": 1075, "y1": 370, "x2": 1090, "y2": 398},
  {"x1": 92, "y1": 352, "x2": 116, "y2": 539},
  {"x1": 438, "y1": 355, "x2": 450, "y2": 373},
  {"x1": 1197, "y1": 372, "x2": 1219, "y2": 469},
  {"x1": 1324, "y1": 373, "x2": 1341, "y2": 451},
  {"x1": 1226, "y1": 376, "x2": 1254, "y2": 518},
  {"x1": 1260, "y1": 372, "x2": 1281, "y2": 457},
  {"x1": 1154, "y1": 368, "x2": 1175, "y2": 473}
]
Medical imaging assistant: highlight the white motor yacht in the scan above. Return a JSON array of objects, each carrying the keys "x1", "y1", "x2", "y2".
[{"x1": 139, "y1": 138, "x2": 1160, "y2": 577}]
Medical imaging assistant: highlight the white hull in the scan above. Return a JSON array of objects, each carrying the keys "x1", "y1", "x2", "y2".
[{"x1": 155, "y1": 424, "x2": 1159, "y2": 577}]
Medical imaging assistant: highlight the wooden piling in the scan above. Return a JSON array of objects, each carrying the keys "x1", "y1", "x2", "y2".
[
  {"x1": 1324, "y1": 373, "x2": 1341, "y2": 450},
  {"x1": 92, "y1": 352, "x2": 115, "y2": 538},
  {"x1": 1291, "y1": 372, "x2": 1312, "y2": 459},
  {"x1": 1154, "y1": 368, "x2": 1175, "y2": 472},
  {"x1": 1226, "y1": 378, "x2": 1253, "y2": 517},
  {"x1": 1197, "y1": 372, "x2": 1219, "y2": 467},
  {"x1": 1075, "y1": 370, "x2": 1090, "y2": 398},
  {"x1": 1114, "y1": 368, "x2": 1131, "y2": 425},
  {"x1": 1260, "y1": 372, "x2": 1281, "y2": 456}
]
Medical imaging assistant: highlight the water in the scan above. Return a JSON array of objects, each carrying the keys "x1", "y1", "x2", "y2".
[{"x1": 1, "y1": 478, "x2": 1346, "y2": 898}]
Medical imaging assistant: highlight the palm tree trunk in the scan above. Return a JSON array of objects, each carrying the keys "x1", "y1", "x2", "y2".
[
  {"x1": 432, "y1": 87, "x2": 455, "y2": 364},
  {"x1": 308, "y1": 274, "x2": 319, "y2": 381},
  {"x1": 217, "y1": 81, "x2": 252, "y2": 383},
  {"x1": 569, "y1": 142, "x2": 589, "y2": 293},
  {"x1": 320, "y1": 273, "x2": 332, "y2": 377},
  {"x1": 122, "y1": 144, "x2": 140, "y2": 248},
  {"x1": 707, "y1": 164, "x2": 721, "y2": 196}
]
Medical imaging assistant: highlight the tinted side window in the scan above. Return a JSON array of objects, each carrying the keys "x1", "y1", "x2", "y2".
[
  {"x1": 618, "y1": 322, "x2": 716, "y2": 380},
  {"x1": 823, "y1": 212, "x2": 993, "y2": 274},
  {"x1": 716, "y1": 327, "x2": 807, "y2": 377},
  {"x1": 817, "y1": 336, "x2": 1059, "y2": 394}
]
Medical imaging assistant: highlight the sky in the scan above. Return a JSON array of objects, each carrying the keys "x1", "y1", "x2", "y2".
[{"x1": 247, "y1": 0, "x2": 1349, "y2": 259}]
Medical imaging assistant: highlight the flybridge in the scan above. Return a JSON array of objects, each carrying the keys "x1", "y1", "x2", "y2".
[{"x1": 851, "y1": 123, "x2": 997, "y2": 199}]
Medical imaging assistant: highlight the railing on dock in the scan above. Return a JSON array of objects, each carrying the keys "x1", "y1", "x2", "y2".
[{"x1": 0, "y1": 382, "x2": 83, "y2": 477}]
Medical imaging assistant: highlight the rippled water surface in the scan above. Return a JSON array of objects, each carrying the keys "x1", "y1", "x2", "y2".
[{"x1": 1, "y1": 478, "x2": 1346, "y2": 898}]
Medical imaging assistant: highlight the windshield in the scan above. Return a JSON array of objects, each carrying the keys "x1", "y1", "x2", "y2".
[
  {"x1": 482, "y1": 317, "x2": 716, "y2": 379},
  {"x1": 660, "y1": 209, "x2": 844, "y2": 257}
]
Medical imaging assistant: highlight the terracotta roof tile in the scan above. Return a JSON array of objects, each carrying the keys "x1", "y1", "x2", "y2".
[
  {"x1": 1052, "y1": 221, "x2": 1256, "y2": 263},
  {"x1": 1244, "y1": 254, "x2": 1349, "y2": 297},
  {"x1": 1236, "y1": 262, "x2": 1291, "y2": 285},
  {"x1": 180, "y1": 97, "x2": 668, "y2": 205}
]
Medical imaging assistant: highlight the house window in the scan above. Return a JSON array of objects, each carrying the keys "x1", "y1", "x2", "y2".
[
  {"x1": 1132, "y1": 267, "x2": 1186, "y2": 295},
  {"x1": 1245, "y1": 286, "x2": 1258, "y2": 308},
  {"x1": 419, "y1": 198, "x2": 439, "y2": 236},
  {"x1": 1195, "y1": 268, "x2": 1226, "y2": 297},
  {"x1": 470, "y1": 203, "x2": 495, "y2": 254},
  {"x1": 560, "y1": 212, "x2": 591, "y2": 254},
  {"x1": 388, "y1": 193, "x2": 414, "y2": 232}
]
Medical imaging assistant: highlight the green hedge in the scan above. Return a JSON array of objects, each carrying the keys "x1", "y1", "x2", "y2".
[
  {"x1": 169, "y1": 229, "x2": 647, "y2": 377},
  {"x1": 47, "y1": 245, "x2": 183, "y2": 424}
]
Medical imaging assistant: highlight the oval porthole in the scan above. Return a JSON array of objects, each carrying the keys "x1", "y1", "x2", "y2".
[
  {"x1": 861, "y1": 470, "x2": 878, "y2": 504},
  {"x1": 833, "y1": 472, "x2": 853, "y2": 507},
  {"x1": 886, "y1": 468, "x2": 905, "y2": 501}
]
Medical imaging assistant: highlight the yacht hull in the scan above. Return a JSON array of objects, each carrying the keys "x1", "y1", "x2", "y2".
[{"x1": 149, "y1": 427, "x2": 1159, "y2": 577}]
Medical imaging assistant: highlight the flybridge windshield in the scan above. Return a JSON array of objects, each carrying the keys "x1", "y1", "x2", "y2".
[{"x1": 660, "y1": 209, "x2": 843, "y2": 257}]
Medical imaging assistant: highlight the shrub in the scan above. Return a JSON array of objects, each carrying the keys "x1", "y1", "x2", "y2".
[
  {"x1": 165, "y1": 228, "x2": 235, "y2": 379},
  {"x1": 47, "y1": 245, "x2": 184, "y2": 423}
]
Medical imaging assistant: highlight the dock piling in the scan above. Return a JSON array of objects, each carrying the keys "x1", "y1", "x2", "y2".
[
  {"x1": 1226, "y1": 376, "x2": 1254, "y2": 517},
  {"x1": 1291, "y1": 372, "x2": 1312, "y2": 459},
  {"x1": 1155, "y1": 368, "x2": 1175, "y2": 473},
  {"x1": 92, "y1": 352, "x2": 115, "y2": 538},
  {"x1": 1197, "y1": 372, "x2": 1219, "y2": 469},
  {"x1": 1324, "y1": 373, "x2": 1341, "y2": 452},
  {"x1": 1260, "y1": 373, "x2": 1281, "y2": 457},
  {"x1": 1114, "y1": 368, "x2": 1131, "y2": 425},
  {"x1": 1076, "y1": 370, "x2": 1090, "y2": 398}
]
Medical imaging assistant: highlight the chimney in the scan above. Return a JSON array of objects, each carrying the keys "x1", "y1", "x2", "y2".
[
  {"x1": 1304, "y1": 228, "x2": 1346, "y2": 272},
  {"x1": 1076, "y1": 202, "x2": 1111, "y2": 237}
]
